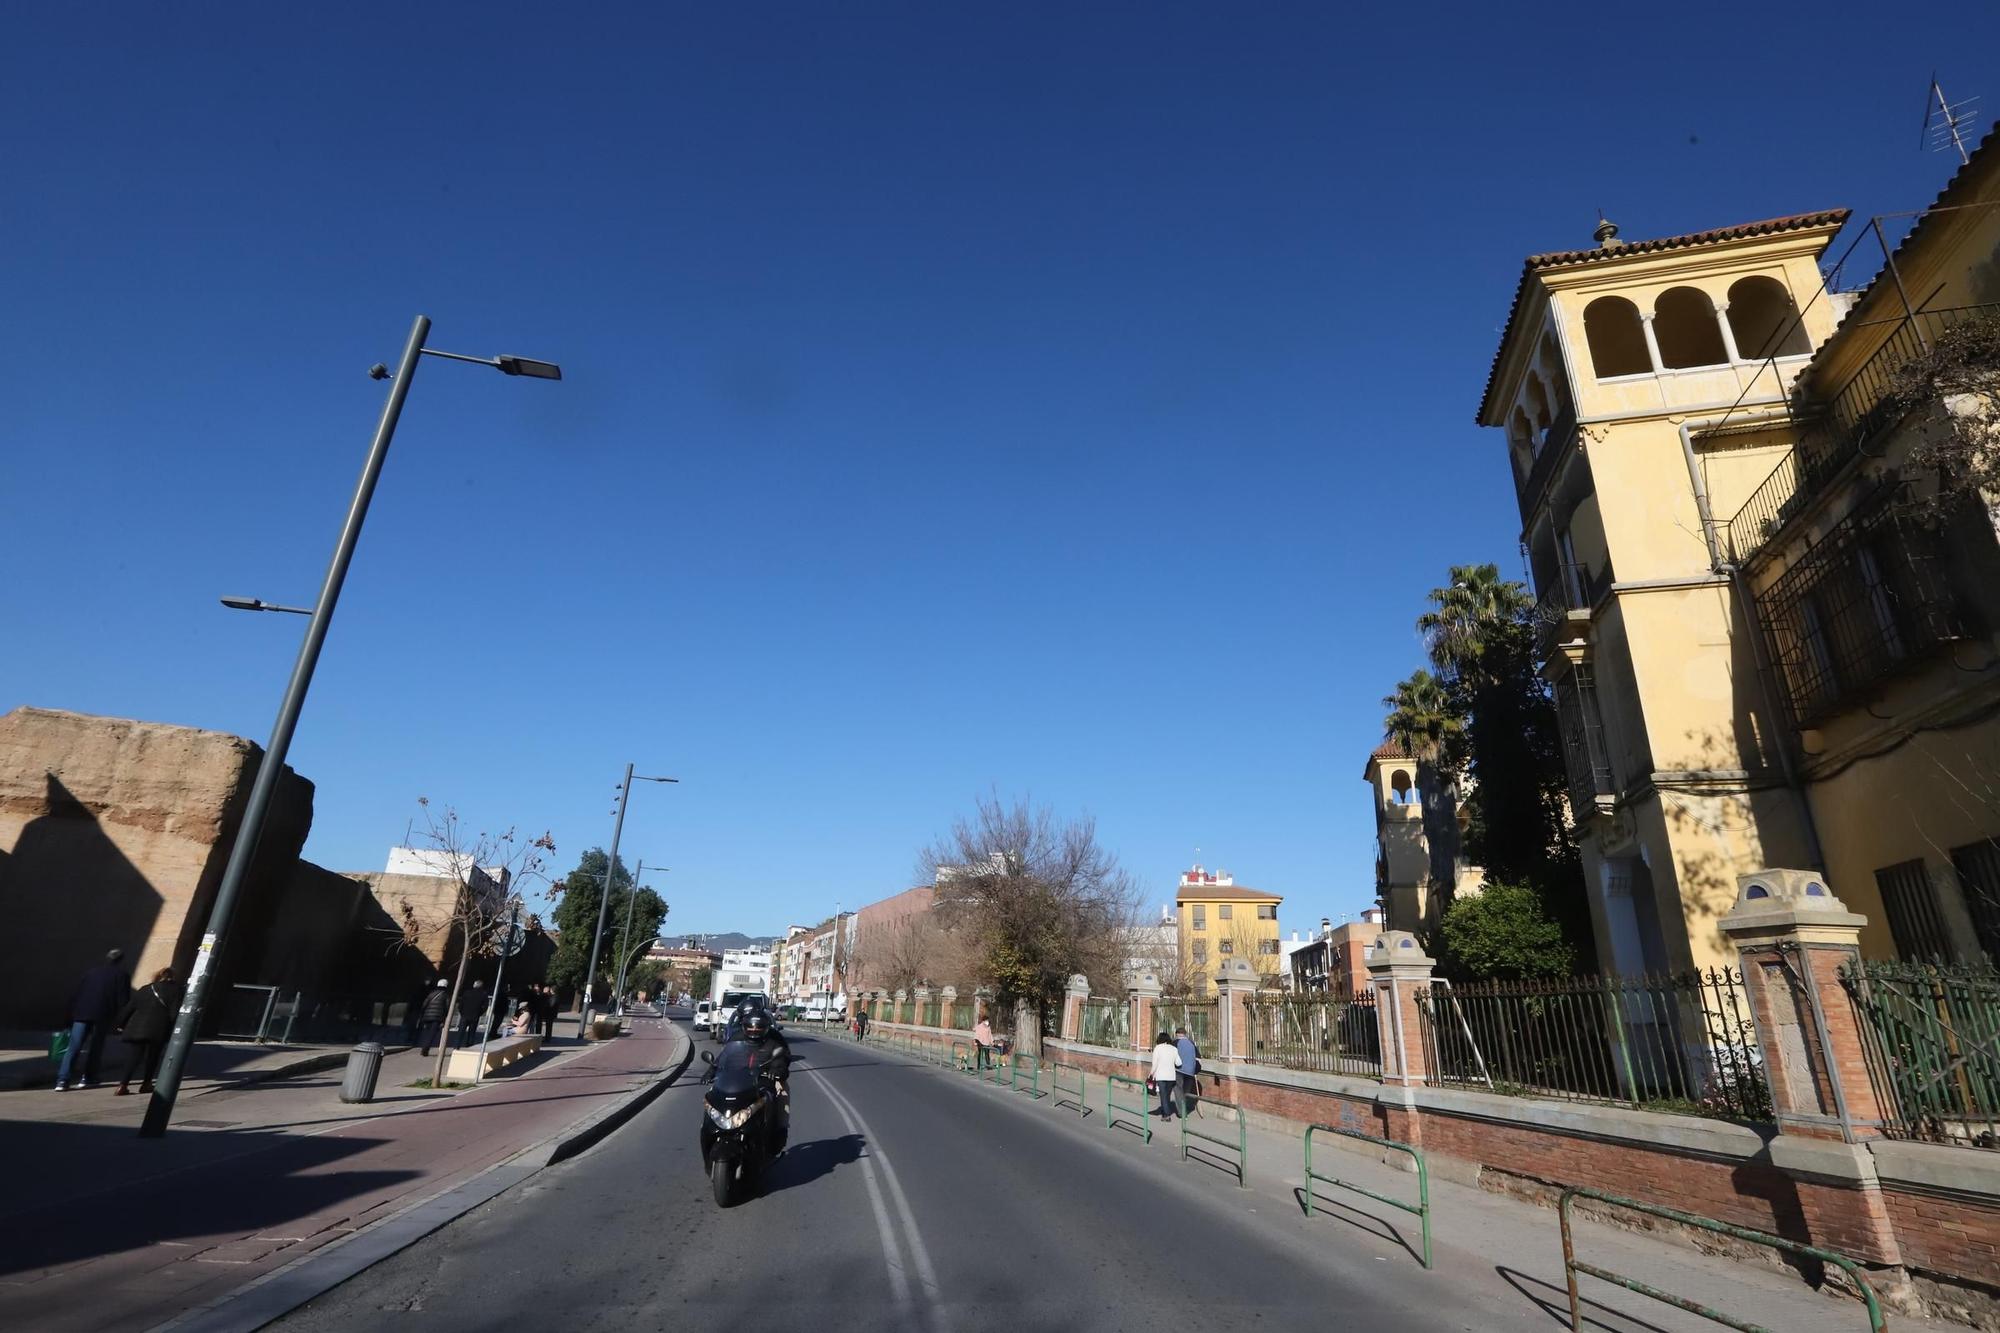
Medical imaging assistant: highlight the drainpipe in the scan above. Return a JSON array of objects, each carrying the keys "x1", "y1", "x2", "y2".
[{"x1": 1678, "y1": 408, "x2": 1828, "y2": 872}]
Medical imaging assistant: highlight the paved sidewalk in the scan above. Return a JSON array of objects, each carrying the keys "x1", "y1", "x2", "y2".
[
  {"x1": 0, "y1": 1013, "x2": 685, "y2": 1333},
  {"x1": 857, "y1": 1035, "x2": 1959, "y2": 1332},
  {"x1": 0, "y1": 1032, "x2": 357, "y2": 1095}
]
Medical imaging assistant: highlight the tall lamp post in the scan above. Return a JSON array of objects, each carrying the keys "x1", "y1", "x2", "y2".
[
  {"x1": 578, "y1": 766, "x2": 676, "y2": 1036},
  {"x1": 613, "y1": 868, "x2": 667, "y2": 1016},
  {"x1": 140, "y1": 316, "x2": 561, "y2": 1139}
]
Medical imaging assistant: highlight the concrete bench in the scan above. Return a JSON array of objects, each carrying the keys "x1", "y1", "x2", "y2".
[{"x1": 444, "y1": 1034, "x2": 542, "y2": 1081}]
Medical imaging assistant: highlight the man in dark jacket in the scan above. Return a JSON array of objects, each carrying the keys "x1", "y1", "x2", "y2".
[
  {"x1": 417, "y1": 979, "x2": 451, "y2": 1056},
  {"x1": 455, "y1": 979, "x2": 487, "y2": 1048},
  {"x1": 56, "y1": 949, "x2": 132, "y2": 1090},
  {"x1": 114, "y1": 968, "x2": 183, "y2": 1095}
]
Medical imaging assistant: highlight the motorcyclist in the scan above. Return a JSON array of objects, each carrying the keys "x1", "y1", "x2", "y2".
[{"x1": 735, "y1": 1009, "x2": 791, "y2": 1151}]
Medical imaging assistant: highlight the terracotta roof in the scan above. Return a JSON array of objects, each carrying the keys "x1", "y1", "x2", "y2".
[
  {"x1": 1175, "y1": 883, "x2": 1281, "y2": 903},
  {"x1": 1370, "y1": 740, "x2": 1414, "y2": 761},
  {"x1": 1475, "y1": 209, "x2": 1851, "y2": 424}
]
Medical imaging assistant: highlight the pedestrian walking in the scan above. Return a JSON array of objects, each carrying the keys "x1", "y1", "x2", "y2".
[
  {"x1": 56, "y1": 949, "x2": 132, "y2": 1090},
  {"x1": 855, "y1": 1009, "x2": 869, "y2": 1042},
  {"x1": 456, "y1": 979, "x2": 486, "y2": 1047},
  {"x1": 1174, "y1": 1026, "x2": 1202, "y2": 1117},
  {"x1": 417, "y1": 979, "x2": 451, "y2": 1056},
  {"x1": 973, "y1": 1015, "x2": 994, "y2": 1071},
  {"x1": 537, "y1": 984, "x2": 557, "y2": 1039},
  {"x1": 113, "y1": 968, "x2": 182, "y2": 1095},
  {"x1": 1149, "y1": 1031, "x2": 1180, "y2": 1120}
]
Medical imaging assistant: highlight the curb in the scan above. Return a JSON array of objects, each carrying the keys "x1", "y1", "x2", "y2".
[{"x1": 149, "y1": 1020, "x2": 693, "y2": 1333}]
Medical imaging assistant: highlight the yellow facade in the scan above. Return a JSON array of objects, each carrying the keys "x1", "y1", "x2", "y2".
[
  {"x1": 1478, "y1": 140, "x2": 2000, "y2": 971},
  {"x1": 1364, "y1": 743, "x2": 1483, "y2": 938},
  {"x1": 1173, "y1": 868, "x2": 1281, "y2": 994}
]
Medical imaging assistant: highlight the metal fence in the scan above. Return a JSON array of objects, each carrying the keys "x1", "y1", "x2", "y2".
[
  {"x1": 1417, "y1": 970, "x2": 1772, "y2": 1122},
  {"x1": 949, "y1": 1001, "x2": 974, "y2": 1030},
  {"x1": 1079, "y1": 997, "x2": 1129, "y2": 1048},
  {"x1": 1246, "y1": 992, "x2": 1381, "y2": 1077},
  {"x1": 921, "y1": 1001, "x2": 941, "y2": 1028},
  {"x1": 1154, "y1": 999, "x2": 1218, "y2": 1049},
  {"x1": 1842, "y1": 959, "x2": 2000, "y2": 1150}
]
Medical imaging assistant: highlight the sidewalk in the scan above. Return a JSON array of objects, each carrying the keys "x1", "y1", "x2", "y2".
[
  {"x1": 0, "y1": 1031, "x2": 353, "y2": 1095},
  {"x1": 862, "y1": 1035, "x2": 1962, "y2": 1332},
  {"x1": 0, "y1": 1013, "x2": 686, "y2": 1333}
]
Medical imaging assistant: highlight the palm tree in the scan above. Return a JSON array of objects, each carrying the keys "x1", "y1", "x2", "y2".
[
  {"x1": 1381, "y1": 669, "x2": 1462, "y2": 760},
  {"x1": 1417, "y1": 563, "x2": 1533, "y2": 678}
]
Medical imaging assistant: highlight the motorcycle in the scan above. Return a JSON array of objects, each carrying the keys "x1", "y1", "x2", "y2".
[{"x1": 699, "y1": 1041, "x2": 789, "y2": 1206}]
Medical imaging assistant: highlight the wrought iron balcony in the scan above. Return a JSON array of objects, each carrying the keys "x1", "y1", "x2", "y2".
[
  {"x1": 1725, "y1": 304, "x2": 2000, "y2": 565},
  {"x1": 1554, "y1": 664, "x2": 1617, "y2": 815},
  {"x1": 1515, "y1": 410, "x2": 1580, "y2": 526},
  {"x1": 1533, "y1": 560, "x2": 1612, "y2": 657},
  {"x1": 1753, "y1": 494, "x2": 1965, "y2": 728}
]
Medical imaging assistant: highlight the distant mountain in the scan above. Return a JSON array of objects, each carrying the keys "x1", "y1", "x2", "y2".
[{"x1": 675, "y1": 931, "x2": 776, "y2": 953}]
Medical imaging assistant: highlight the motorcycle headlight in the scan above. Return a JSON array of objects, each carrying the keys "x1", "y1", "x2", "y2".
[{"x1": 705, "y1": 1101, "x2": 758, "y2": 1130}]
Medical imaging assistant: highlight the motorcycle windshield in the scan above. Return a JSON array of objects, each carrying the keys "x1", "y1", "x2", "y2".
[{"x1": 710, "y1": 1041, "x2": 767, "y2": 1100}]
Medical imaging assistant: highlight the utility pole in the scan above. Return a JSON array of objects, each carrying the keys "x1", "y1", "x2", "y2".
[{"x1": 577, "y1": 767, "x2": 676, "y2": 1036}]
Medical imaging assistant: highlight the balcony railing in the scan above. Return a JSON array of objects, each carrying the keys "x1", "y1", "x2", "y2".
[
  {"x1": 1726, "y1": 304, "x2": 2000, "y2": 564},
  {"x1": 1515, "y1": 410, "x2": 1580, "y2": 526},
  {"x1": 1752, "y1": 494, "x2": 1964, "y2": 728},
  {"x1": 1533, "y1": 560, "x2": 1612, "y2": 657}
]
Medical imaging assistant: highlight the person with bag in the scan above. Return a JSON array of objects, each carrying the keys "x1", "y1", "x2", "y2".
[
  {"x1": 417, "y1": 979, "x2": 451, "y2": 1056},
  {"x1": 55, "y1": 949, "x2": 131, "y2": 1091},
  {"x1": 114, "y1": 968, "x2": 182, "y2": 1096},
  {"x1": 1149, "y1": 1031, "x2": 1181, "y2": 1120},
  {"x1": 973, "y1": 1015, "x2": 995, "y2": 1071}
]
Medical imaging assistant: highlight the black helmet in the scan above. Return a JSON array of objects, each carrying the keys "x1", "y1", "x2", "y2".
[{"x1": 742, "y1": 1010, "x2": 771, "y2": 1041}]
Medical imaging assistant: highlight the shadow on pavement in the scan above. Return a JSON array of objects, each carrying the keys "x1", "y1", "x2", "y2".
[
  {"x1": 0, "y1": 1118, "x2": 417, "y2": 1280},
  {"x1": 1496, "y1": 1263, "x2": 1677, "y2": 1333},
  {"x1": 1292, "y1": 1185, "x2": 1423, "y2": 1268},
  {"x1": 758, "y1": 1134, "x2": 865, "y2": 1196}
]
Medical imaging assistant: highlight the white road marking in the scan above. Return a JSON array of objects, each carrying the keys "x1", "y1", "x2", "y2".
[
  {"x1": 803, "y1": 1057, "x2": 952, "y2": 1333},
  {"x1": 805, "y1": 1060, "x2": 916, "y2": 1315}
]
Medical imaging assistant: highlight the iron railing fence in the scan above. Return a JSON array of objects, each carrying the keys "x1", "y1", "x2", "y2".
[
  {"x1": 1842, "y1": 959, "x2": 2000, "y2": 1151},
  {"x1": 1247, "y1": 992, "x2": 1381, "y2": 1077},
  {"x1": 1417, "y1": 969, "x2": 1771, "y2": 1122},
  {"x1": 1154, "y1": 1000, "x2": 1219, "y2": 1050},
  {"x1": 1726, "y1": 303, "x2": 2000, "y2": 563},
  {"x1": 1515, "y1": 410, "x2": 1580, "y2": 525},
  {"x1": 1532, "y1": 560, "x2": 1613, "y2": 657},
  {"x1": 1079, "y1": 997, "x2": 1130, "y2": 1048},
  {"x1": 921, "y1": 1001, "x2": 942, "y2": 1028},
  {"x1": 1553, "y1": 665, "x2": 1617, "y2": 815},
  {"x1": 949, "y1": 1001, "x2": 974, "y2": 1030}
]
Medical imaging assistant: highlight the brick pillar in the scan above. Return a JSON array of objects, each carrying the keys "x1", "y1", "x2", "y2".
[
  {"x1": 913, "y1": 985, "x2": 932, "y2": 1030},
  {"x1": 939, "y1": 985, "x2": 958, "y2": 1029},
  {"x1": 893, "y1": 988, "x2": 907, "y2": 1026},
  {"x1": 1721, "y1": 869, "x2": 1890, "y2": 1141},
  {"x1": 1212, "y1": 958, "x2": 1257, "y2": 1063},
  {"x1": 1061, "y1": 973, "x2": 1089, "y2": 1042},
  {"x1": 1367, "y1": 931, "x2": 1434, "y2": 1089},
  {"x1": 1129, "y1": 972, "x2": 1160, "y2": 1056},
  {"x1": 1721, "y1": 869, "x2": 1906, "y2": 1276}
]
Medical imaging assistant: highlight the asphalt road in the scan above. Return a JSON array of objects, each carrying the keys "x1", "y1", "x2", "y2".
[{"x1": 274, "y1": 1022, "x2": 1539, "y2": 1332}]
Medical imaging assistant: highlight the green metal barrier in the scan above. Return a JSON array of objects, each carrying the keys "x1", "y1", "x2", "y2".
[
  {"x1": 1010, "y1": 1052, "x2": 1041, "y2": 1097},
  {"x1": 1105, "y1": 1073, "x2": 1153, "y2": 1142},
  {"x1": 1051, "y1": 1062, "x2": 1089, "y2": 1114},
  {"x1": 1180, "y1": 1100, "x2": 1247, "y2": 1187},
  {"x1": 1303, "y1": 1125, "x2": 1430, "y2": 1268},
  {"x1": 1559, "y1": 1187, "x2": 1884, "y2": 1333}
]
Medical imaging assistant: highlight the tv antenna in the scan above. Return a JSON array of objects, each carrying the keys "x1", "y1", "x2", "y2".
[{"x1": 1921, "y1": 75, "x2": 1977, "y2": 165}]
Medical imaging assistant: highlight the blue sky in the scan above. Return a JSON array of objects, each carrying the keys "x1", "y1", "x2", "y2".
[{"x1": 3, "y1": 4, "x2": 1991, "y2": 938}]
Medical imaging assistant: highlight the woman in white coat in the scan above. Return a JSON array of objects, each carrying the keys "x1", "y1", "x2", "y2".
[{"x1": 1149, "y1": 1031, "x2": 1181, "y2": 1120}]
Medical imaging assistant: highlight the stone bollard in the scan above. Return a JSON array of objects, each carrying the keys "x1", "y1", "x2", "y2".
[
  {"x1": 1061, "y1": 973, "x2": 1089, "y2": 1042},
  {"x1": 1212, "y1": 958, "x2": 1258, "y2": 1064},
  {"x1": 1129, "y1": 971, "x2": 1161, "y2": 1056}
]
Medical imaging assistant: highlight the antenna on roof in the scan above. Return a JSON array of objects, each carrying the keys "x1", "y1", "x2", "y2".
[{"x1": 1921, "y1": 74, "x2": 1977, "y2": 165}]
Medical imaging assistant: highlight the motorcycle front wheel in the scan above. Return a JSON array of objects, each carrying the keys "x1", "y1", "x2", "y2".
[{"x1": 710, "y1": 1156, "x2": 735, "y2": 1207}]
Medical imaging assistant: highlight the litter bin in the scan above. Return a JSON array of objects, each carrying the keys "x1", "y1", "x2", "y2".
[{"x1": 340, "y1": 1041, "x2": 385, "y2": 1103}]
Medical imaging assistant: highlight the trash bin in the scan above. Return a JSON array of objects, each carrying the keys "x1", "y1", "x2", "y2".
[{"x1": 340, "y1": 1041, "x2": 385, "y2": 1103}]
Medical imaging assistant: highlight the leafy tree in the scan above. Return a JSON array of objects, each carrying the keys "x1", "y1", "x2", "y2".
[
  {"x1": 1382, "y1": 668, "x2": 1464, "y2": 769},
  {"x1": 1436, "y1": 881, "x2": 1575, "y2": 980},
  {"x1": 546, "y1": 849, "x2": 666, "y2": 1006}
]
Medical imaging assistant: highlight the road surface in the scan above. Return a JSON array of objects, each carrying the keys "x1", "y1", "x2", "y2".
[{"x1": 273, "y1": 1022, "x2": 1557, "y2": 1331}]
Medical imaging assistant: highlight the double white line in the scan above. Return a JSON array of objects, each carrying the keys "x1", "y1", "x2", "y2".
[{"x1": 799, "y1": 1060, "x2": 951, "y2": 1333}]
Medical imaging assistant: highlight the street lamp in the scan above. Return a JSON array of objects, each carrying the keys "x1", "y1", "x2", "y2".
[
  {"x1": 220, "y1": 596, "x2": 315, "y2": 615},
  {"x1": 578, "y1": 766, "x2": 677, "y2": 1036},
  {"x1": 614, "y1": 926, "x2": 666, "y2": 1012},
  {"x1": 140, "y1": 315, "x2": 561, "y2": 1139},
  {"x1": 613, "y1": 868, "x2": 667, "y2": 1017}
]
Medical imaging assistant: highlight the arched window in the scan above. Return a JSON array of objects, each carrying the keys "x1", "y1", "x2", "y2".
[
  {"x1": 1390, "y1": 769, "x2": 1416, "y2": 804},
  {"x1": 1524, "y1": 375, "x2": 1552, "y2": 433},
  {"x1": 1727, "y1": 276, "x2": 1812, "y2": 360},
  {"x1": 1583, "y1": 296, "x2": 1650, "y2": 378},
  {"x1": 1537, "y1": 332, "x2": 1569, "y2": 414},
  {"x1": 1653, "y1": 286, "x2": 1728, "y2": 369}
]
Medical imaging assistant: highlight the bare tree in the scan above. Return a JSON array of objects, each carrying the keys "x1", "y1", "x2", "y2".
[
  {"x1": 1224, "y1": 912, "x2": 1282, "y2": 989},
  {"x1": 921, "y1": 795, "x2": 1138, "y2": 1057},
  {"x1": 391, "y1": 798, "x2": 556, "y2": 1087}
]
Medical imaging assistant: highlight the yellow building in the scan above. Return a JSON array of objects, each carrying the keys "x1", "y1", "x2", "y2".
[
  {"x1": 1174, "y1": 865, "x2": 1281, "y2": 993},
  {"x1": 1364, "y1": 741, "x2": 1485, "y2": 938},
  {"x1": 1477, "y1": 131, "x2": 2000, "y2": 971}
]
